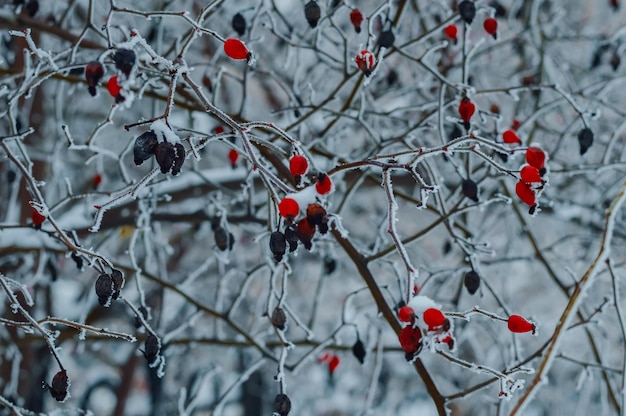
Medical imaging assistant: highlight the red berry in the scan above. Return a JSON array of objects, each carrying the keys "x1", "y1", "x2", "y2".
[
  {"x1": 483, "y1": 17, "x2": 498, "y2": 38},
  {"x1": 511, "y1": 119, "x2": 521, "y2": 130},
  {"x1": 84, "y1": 61, "x2": 104, "y2": 96},
  {"x1": 296, "y1": 217, "x2": 316, "y2": 249},
  {"x1": 224, "y1": 38, "x2": 250, "y2": 60},
  {"x1": 423, "y1": 308, "x2": 446, "y2": 330},
  {"x1": 92, "y1": 173, "x2": 102, "y2": 188},
  {"x1": 328, "y1": 355, "x2": 340, "y2": 374},
  {"x1": 214, "y1": 126, "x2": 225, "y2": 134},
  {"x1": 315, "y1": 173, "x2": 333, "y2": 195},
  {"x1": 355, "y1": 50, "x2": 376, "y2": 77},
  {"x1": 107, "y1": 75, "x2": 122, "y2": 98},
  {"x1": 458, "y1": 97, "x2": 475, "y2": 130},
  {"x1": 228, "y1": 149, "x2": 239, "y2": 168},
  {"x1": 31, "y1": 209, "x2": 46, "y2": 226},
  {"x1": 443, "y1": 24, "x2": 458, "y2": 42},
  {"x1": 525, "y1": 146, "x2": 546, "y2": 170},
  {"x1": 520, "y1": 165, "x2": 542, "y2": 183},
  {"x1": 507, "y1": 314, "x2": 535, "y2": 334},
  {"x1": 515, "y1": 181, "x2": 536, "y2": 207},
  {"x1": 502, "y1": 129, "x2": 521, "y2": 144},
  {"x1": 350, "y1": 9, "x2": 363, "y2": 33},
  {"x1": 398, "y1": 306, "x2": 415, "y2": 322},
  {"x1": 398, "y1": 326, "x2": 422, "y2": 354},
  {"x1": 278, "y1": 197, "x2": 299, "y2": 219},
  {"x1": 289, "y1": 155, "x2": 309, "y2": 176}
]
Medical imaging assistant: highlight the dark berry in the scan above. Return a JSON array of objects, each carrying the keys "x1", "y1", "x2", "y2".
[
  {"x1": 155, "y1": 141, "x2": 176, "y2": 174},
  {"x1": 274, "y1": 394, "x2": 291, "y2": 416},
  {"x1": 458, "y1": 1, "x2": 476, "y2": 24},
  {"x1": 461, "y1": 179, "x2": 479, "y2": 202},
  {"x1": 284, "y1": 225, "x2": 299, "y2": 252},
  {"x1": 270, "y1": 231, "x2": 287, "y2": 262},
  {"x1": 214, "y1": 226, "x2": 235, "y2": 251},
  {"x1": 377, "y1": 30, "x2": 395, "y2": 48},
  {"x1": 110, "y1": 268, "x2": 124, "y2": 300},
  {"x1": 464, "y1": 270, "x2": 480, "y2": 295},
  {"x1": 171, "y1": 143, "x2": 185, "y2": 175},
  {"x1": 143, "y1": 333, "x2": 160, "y2": 365},
  {"x1": 25, "y1": 0, "x2": 38, "y2": 17},
  {"x1": 232, "y1": 13, "x2": 246, "y2": 36},
  {"x1": 113, "y1": 49, "x2": 136, "y2": 77},
  {"x1": 133, "y1": 131, "x2": 158, "y2": 166},
  {"x1": 304, "y1": 1, "x2": 321, "y2": 28},
  {"x1": 71, "y1": 252, "x2": 83, "y2": 270},
  {"x1": 85, "y1": 61, "x2": 104, "y2": 97},
  {"x1": 578, "y1": 127, "x2": 594, "y2": 155},
  {"x1": 95, "y1": 273, "x2": 114, "y2": 307},
  {"x1": 352, "y1": 338, "x2": 366, "y2": 364},
  {"x1": 271, "y1": 307, "x2": 287, "y2": 330},
  {"x1": 45, "y1": 370, "x2": 69, "y2": 402}
]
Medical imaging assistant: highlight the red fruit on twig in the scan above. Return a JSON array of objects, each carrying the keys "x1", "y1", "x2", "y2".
[
  {"x1": 525, "y1": 146, "x2": 545, "y2": 170},
  {"x1": 31, "y1": 209, "x2": 46, "y2": 227},
  {"x1": 423, "y1": 308, "x2": 447, "y2": 330},
  {"x1": 398, "y1": 306, "x2": 415, "y2": 322},
  {"x1": 355, "y1": 50, "x2": 376, "y2": 77},
  {"x1": 398, "y1": 326, "x2": 423, "y2": 359},
  {"x1": 278, "y1": 197, "x2": 299, "y2": 219},
  {"x1": 502, "y1": 129, "x2": 521, "y2": 144},
  {"x1": 84, "y1": 61, "x2": 104, "y2": 96},
  {"x1": 508, "y1": 314, "x2": 536, "y2": 334},
  {"x1": 458, "y1": 97, "x2": 475, "y2": 130},
  {"x1": 520, "y1": 165, "x2": 542, "y2": 183},
  {"x1": 483, "y1": 17, "x2": 498, "y2": 39},
  {"x1": 228, "y1": 149, "x2": 239, "y2": 168},
  {"x1": 350, "y1": 9, "x2": 363, "y2": 33},
  {"x1": 92, "y1": 173, "x2": 102, "y2": 189},
  {"x1": 224, "y1": 38, "x2": 250, "y2": 60},
  {"x1": 444, "y1": 24, "x2": 458, "y2": 43},
  {"x1": 107, "y1": 76, "x2": 124, "y2": 103},
  {"x1": 289, "y1": 154, "x2": 309, "y2": 176},
  {"x1": 315, "y1": 173, "x2": 333, "y2": 195},
  {"x1": 515, "y1": 181, "x2": 536, "y2": 207}
]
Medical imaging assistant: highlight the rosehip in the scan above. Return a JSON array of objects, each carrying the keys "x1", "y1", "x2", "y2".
[
  {"x1": 507, "y1": 314, "x2": 535, "y2": 334},
  {"x1": 304, "y1": 0, "x2": 321, "y2": 28},
  {"x1": 224, "y1": 38, "x2": 250, "y2": 60},
  {"x1": 423, "y1": 308, "x2": 447, "y2": 330},
  {"x1": 278, "y1": 197, "x2": 299, "y2": 219},
  {"x1": 458, "y1": 97, "x2": 476, "y2": 130},
  {"x1": 296, "y1": 217, "x2": 316, "y2": 249},
  {"x1": 458, "y1": 0, "x2": 476, "y2": 24},
  {"x1": 398, "y1": 306, "x2": 415, "y2": 322},
  {"x1": 398, "y1": 326, "x2": 423, "y2": 355},
  {"x1": 444, "y1": 24, "x2": 458, "y2": 43},
  {"x1": 228, "y1": 149, "x2": 239, "y2": 168},
  {"x1": 31, "y1": 209, "x2": 46, "y2": 227},
  {"x1": 502, "y1": 129, "x2": 521, "y2": 144},
  {"x1": 85, "y1": 61, "x2": 103, "y2": 96},
  {"x1": 520, "y1": 165, "x2": 542, "y2": 183},
  {"x1": 107, "y1": 75, "x2": 122, "y2": 98},
  {"x1": 464, "y1": 270, "x2": 480, "y2": 295},
  {"x1": 515, "y1": 181, "x2": 536, "y2": 207},
  {"x1": 377, "y1": 30, "x2": 395, "y2": 49},
  {"x1": 578, "y1": 128, "x2": 594, "y2": 155},
  {"x1": 483, "y1": 17, "x2": 498, "y2": 39},
  {"x1": 462, "y1": 179, "x2": 479, "y2": 202},
  {"x1": 232, "y1": 12, "x2": 246, "y2": 36},
  {"x1": 113, "y1": 48, "x2": 136, "y2": 77},
  {"x1": 289, "y1": 154, "x2": 309, "y2": 176},
  {"x1": 350, "y1": 9, "x2": 363, "y2": 33},
  {"x1": 315, "y1": 173, "x2": 333, "y2": 195},
  {"x1": 355, "y1": 50, "x2": 376, "y2": 77},
  {"x1": 525, "y1": 146, "x2": 546, "y2": 170}
]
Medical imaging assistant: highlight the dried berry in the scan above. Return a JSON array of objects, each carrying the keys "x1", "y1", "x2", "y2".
[
  {"x1": 278, "y1": 197, "x2": 299, "y2": 220},
  {"x1": 483, "y1": 17, "x2": 498, "y2": 39},
  {"x1": 214, "y1": 225, "x2": 235, "y2": 251},
  {"x1": 228, "y1": 149, "x2": 239, "y2": 168},
  {"x1": 377, "y1": 30, "x2": 395, "y2": 49},
  {"x1": 423, "y1": 308, "x2": 447, "y2": 331},
  {"x1": 323, "y1": 256, "x2": 336, "y2": 274},
  {"x1": 71, "y1": 251, "x2": 83, "y2": 270},
  {"x1": 284, "y1": 225, "x2": 299, "y2": 252},
  {"x1": 44, "y1": 370, "x2": 69, "y2": 402},
  {"x1": 462, "y1": 179, "x2": 479, "y2": 202},
  {"x1": 143, "y1": 333, "x2": 161, "y2": 365},
  {"x1": 502, "y1": 129, "x2": 521, "y2": 144},
  {"x1": 296, "y1": 218, "x2": 316, "y2": 250},
  {"x1": 224, "y1": 38, "x2": 250, "y2": 60},
  {"x1": 289, "y1": 154, "x2": 309, "y2": 176},
  {"x1": 458, "y1": 0, "x2": 476, "y2": 24},
  {"x1": 25, "y1": 0, "x2": 38, "y2": 17},
  {"x1": 578, "y1": 127, "x2": 594, "y2": 155},
  {"x1": 270, "y1": 231, "x2": 287, "y2": 262},
  {"x1": 398, "y1": 305, "x2": 415, "y2": 322},
  {"x1": 306, "y1": 203, "x2": 326, "y2": 227},
  {"x1": 352, "y1": 338, "x2": 366, "y2": 364},
  {"x1": 355, "y1": 49, "x2": 376, "y2": 77},
  {"x1": 444, "y1": 24, "x2": 458, "y2": 43},
  {"x1": 520, "y1": 165, "x2": 542, "y2": 183},
  {"x1": 304, "y1": 1, "x2": 321, "y2": 28},
  {"x1": 84, "y1": 61, "x2": 104, "y2": 97},
  {"x1": 271, "y1": 307, "x2": 287, "y2": 330},
  {"x1": 464, "y1": 270, "x2": 480, "y2": 295},
  {"x1": 133, "y1": 131, "x2": 158, "y2": 166},
  {"x1": 155, "y1": 141, "x2": 176, "y2": 174},
  {"x1": 507, "y1": 314, "x2": 535, "y2": 334},
  {"x1": 274, "y1": 394, "x2": 291, "y2": 416},
  {"x1": 232, "y1": 12, "x2": 246, "y2": 36},
  {"x1": 350, "y1": 9, "x2": 363, "y2": 33},
  {"x1": 95, "y1": 273, "x2": 114, "y2": 306},
  {"x1": 315, "y1": 172, "x2": 333, "y2": 195},
  {"x1": 110, "y1": 268, "x2": 124, "y2": 300},
  {"x1": 171, "y1": 143, "x2": 185, "y2": 175},
  {"x1": 113, "y1": 49, "x2": 136, "y2": 77}
]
